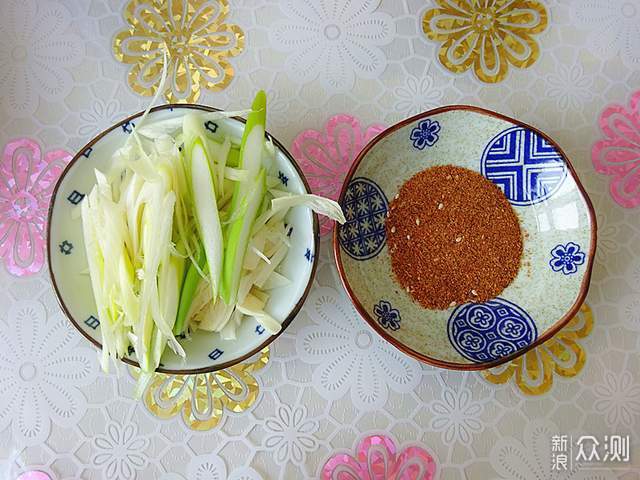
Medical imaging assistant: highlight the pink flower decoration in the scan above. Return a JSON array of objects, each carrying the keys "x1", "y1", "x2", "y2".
[
  {"x1": 592, "y1": 90, "x2": 640, "y2": 208},
  {"x1": 0, "y1": 138, "x2": 71, "y2": 276},
  {"x1": 292, "y1": 115, "x2": 386, "y2": 235},
  {"x1": 321, "y1": 434, "x2": 437, "y2": 480},
  {"x1": 16, "y1": 472, "x2": 52, "y2": 480}
]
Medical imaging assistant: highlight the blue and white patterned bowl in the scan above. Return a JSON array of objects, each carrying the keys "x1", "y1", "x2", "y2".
[
  {"x1": 47, "y1": 104, "x2": 319, "y2": 374},
  {"x1": 333, "y1": 106, "x2": 597, "y2": 370}
]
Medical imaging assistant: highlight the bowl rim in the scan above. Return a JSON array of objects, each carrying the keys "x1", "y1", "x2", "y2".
[
  {"x1": 47, "y1": 103, "x2": 320, "y2": 375},
  {"x1": 332, "y1": 104, "x2": 598, "y2": 371}
]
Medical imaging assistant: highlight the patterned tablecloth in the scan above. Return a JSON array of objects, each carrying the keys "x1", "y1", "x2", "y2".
[{"x1": 1, "y1": 0, "x2": 639, "y2": 479}]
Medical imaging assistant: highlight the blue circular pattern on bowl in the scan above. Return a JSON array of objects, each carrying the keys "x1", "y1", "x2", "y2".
[
  {"x1": 339, "y1": 177, "x2": 388, "y2": 260},
  {"x1": 448, "y1": 298, "x2": 538, "y2": 363},
  {"x1": 481, "y1": 126, "x2": 567, "y2": 206}
]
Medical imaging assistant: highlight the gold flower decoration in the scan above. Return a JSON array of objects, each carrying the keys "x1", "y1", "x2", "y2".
[
  {"x1": 113, "y1": 0, "x2": 244, "y2": 102},
  {"x1": 422, "y1": 0, "x2": 548, "y2": 83},
  {"x1": 482, "y1": 304, "x2": 594, "y2": 395},
  {"x1": 137, "y1": 347, "x2": 269, "y2": 430}
]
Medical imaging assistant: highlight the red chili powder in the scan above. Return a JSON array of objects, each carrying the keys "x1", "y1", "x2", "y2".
[{"x1": 385, "y1": 165, "x2": 523, "y2": 310}]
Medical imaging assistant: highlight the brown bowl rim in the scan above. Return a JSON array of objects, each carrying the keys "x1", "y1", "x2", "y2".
[
  {"x1": 332, "y1": 104, "x2": 598, "y2": 371},
  {"x1": 46, "y1": 103, "x2": 320, "y2": 375}
]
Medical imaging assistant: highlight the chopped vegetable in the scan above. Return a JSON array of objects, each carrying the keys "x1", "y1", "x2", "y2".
[{"x1": 79, "y1": 90, "x2": 345, "y2": 395}]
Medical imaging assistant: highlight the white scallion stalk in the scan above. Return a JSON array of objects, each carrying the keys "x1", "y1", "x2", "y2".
[
  {"x1": 189, "y1": 140, "x2": 224, "y2": 300},
  {"x1": 270, "y1": 194, "x2": 346, "y2": 224}
]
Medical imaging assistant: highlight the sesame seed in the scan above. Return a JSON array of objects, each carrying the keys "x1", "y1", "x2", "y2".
[
  {"x1": 471, "y1": 289, "x2": 478, "y2": 296},
  {"x1": 394, "y1": 193, "x2": 399, "y2": 200},
  {"x1": 391, "y1": 226, "x2": 396, "y2": 233},
  {"x1": 416, "y1": 218, "x2": 420, "y2": 225},
  {"x1": 405, "y1": 286, "x2": 411, "y2": 293},
  {"x1": 406, "y1": 235, "x2": 411, "y2": 240},
  {"x1": 449, "y1": 301, "x2": 457, "y2": 307},
  {"x1": 455, "y1": 236, "x2": 462, "y2": 243},
  {"x1": 438, "y1": 202, "x2": 444, "y2": 210}
]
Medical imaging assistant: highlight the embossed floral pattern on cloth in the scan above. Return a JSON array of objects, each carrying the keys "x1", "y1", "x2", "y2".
[
  {"x1": 490, "y1": 419, "x2": 618, "y2": 480},
  {"x1": 263, "y1": 403, "x2": 318, "y2": 466},
  {"x1": 292, "y1": 114, "x2": 385, "y2": 235},
  {"x1": 0, "y1": 301, "x2": 96, "y2": 446},
  {"x1": 321, "y1": 434, "x2": 437, "y2": 479},
  {"x1": 422, "y1": 0, "x2": 548, "y2": 83},
  {"x1": 0, "y1": 138, "x2": 70, "y2": 276},
  {"x1": 296, "y1": 286, "x2": 421, "y2": 410},
  {"x1": 0, "y1": 0, "x2": 83, "y2": 115},
  {"x1": 573, "y1": 0, "x2": 640, "y2": 68},
  {"x1": 592, "y1": 90, "x2": 640, "y2": 208},
  {"x1": 92, "y1": 421, "x2": 149, "y2": 479},
  {"x1": 113, "y1": 0, "x2": 244, "y2": 102},
  {"x1": 269, "y1": 0, "x2": 394, "y2": 91}
]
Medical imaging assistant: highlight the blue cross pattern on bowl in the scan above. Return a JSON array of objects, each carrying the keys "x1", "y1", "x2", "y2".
[
  {"x1": 339, "y1": 177, "x2": 388, "y2": 260},
  {"x1": 447, "y1": 297, "x2": 538, "y2": 363},
  {"x1": 481, "y1": 126, "x2": 567, "y2": 206}
]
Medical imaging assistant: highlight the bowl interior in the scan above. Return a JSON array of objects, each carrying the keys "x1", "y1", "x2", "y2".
[
  {"x1": 48, "y1": 105, "x2": 317, "y2": 373},
  {"x1": 335, "y1": 106, "x2": 595, "y2": 369}
]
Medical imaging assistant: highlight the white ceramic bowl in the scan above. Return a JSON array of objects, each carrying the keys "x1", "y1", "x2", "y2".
[
  {"x1": 47, "y1": 104, "x2": 319, "y2": 374},
  {"x1": 334, "y1": 106, "x2": 597, "y2": 370}
]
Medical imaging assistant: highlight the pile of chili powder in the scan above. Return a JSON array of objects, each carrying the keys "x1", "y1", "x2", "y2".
[{"x1": 385, "y1": 165, "x2": 523, "y2": 310}]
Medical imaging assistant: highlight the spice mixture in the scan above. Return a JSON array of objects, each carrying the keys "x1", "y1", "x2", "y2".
[{"x1": 385, "y1": 165, "x2": 523, "y2": 310}]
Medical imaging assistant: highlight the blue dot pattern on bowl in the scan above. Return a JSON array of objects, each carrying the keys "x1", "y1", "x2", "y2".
[
  {"x1": 278, "y1": 170, "x2": 289, "y2": 186},
  {"x1": 67, "y1": 190, "x2": 85, "y2": 205},
  {"x1": 85, "y1": 315, "x2": 100, "y2": 329},
  {"x1": 208, "y1": 348, "x2": 224, "y2": 360},
  {"x1": 549, "y1": 242, "x2": 586, "y2": 275},
  {"x1": 339, "y1": 177, "x2": 388, "y2": 260},
  {"x1": 481, "y1": 126, "x2": 567, "y2": 206},
  {"x1": 59, "y1": 240, "x2": 74, "y2": 255},
  {"x1": 447, "y1": 297, "x2": 537, "y2": 363},
  {"x1": 204, "y1": 121, "x2": 218, "y2": 133}
]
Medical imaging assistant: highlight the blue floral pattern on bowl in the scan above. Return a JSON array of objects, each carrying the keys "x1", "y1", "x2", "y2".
[
  {"x1": 373, "y1": 300, "x2": 401, "y2": 330},
  {"x1": 549, "y1": 242, "x2": 586, "y2": 275},
  {"x1": 339, "y1": 177, "x2": 388, "y2": 260},
  {"x1": 410, "y1": 119, "x2": 440, "y2": 150},
  {"x1": 481, "y1": 126, "x2": 567, "y2": 205},
  {"x1": 447, "y1": 298, "x2": 537, "y2": 363}
]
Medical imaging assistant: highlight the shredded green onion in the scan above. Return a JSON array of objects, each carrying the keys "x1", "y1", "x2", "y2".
[{"x1": 79, "y1": 90, "x2": 345, "y2": 395}]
